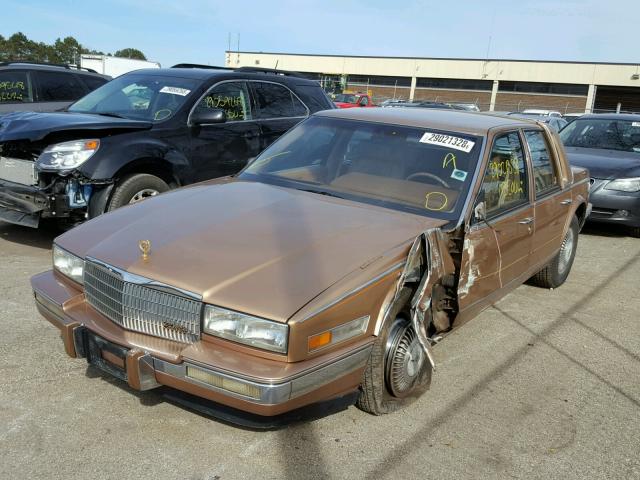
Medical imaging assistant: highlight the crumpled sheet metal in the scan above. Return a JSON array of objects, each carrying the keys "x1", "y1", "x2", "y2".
[{"x1": 383, "y1": 228, "x2": 454, "y2": 371}]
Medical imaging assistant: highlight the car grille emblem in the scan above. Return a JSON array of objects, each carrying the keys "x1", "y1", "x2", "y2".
[{"x1": 139, "y1": 240, "x2": 151, "y2": 260}]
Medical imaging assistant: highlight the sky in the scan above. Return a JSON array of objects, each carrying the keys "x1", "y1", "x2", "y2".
[{"x1": 2, "y1": 0, "x2": 638, "y2": 67}]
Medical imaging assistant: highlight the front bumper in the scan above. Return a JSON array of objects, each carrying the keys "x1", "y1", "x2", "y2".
[
  {"x1": 587, "y1": 180, "x2": 640, "y2": 228},
  {"x1": 31, "y1": 270, "x2": 372, "y2": 417},
  {"x1": 0, "y1": 179, "x2": 49, "y2": 227}
]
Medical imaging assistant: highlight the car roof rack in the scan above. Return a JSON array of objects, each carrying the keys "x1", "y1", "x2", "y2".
[
  {"x1": 0, "y1": 60, "x2": 99, "y2": 74},
  {"x1": 171, "y1": 63, "x2": 234, "y2": 70},
  {"x1": 235, "y1": 66, "x2": 311, "y2": 78}
]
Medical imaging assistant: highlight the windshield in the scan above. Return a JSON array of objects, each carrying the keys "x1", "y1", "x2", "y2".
[
  {"x1": 560, "y1": 118, "x2": 640, "y2": 153},
  {"x1": 240, "y1": 116, "x2": 483, "y2": 221},
  {"x1": 334, "y1": 94, "x2": 357, "y2": 103},
  {"x1": 68, "y1": 74, "x2": 199, "y2": 122}
]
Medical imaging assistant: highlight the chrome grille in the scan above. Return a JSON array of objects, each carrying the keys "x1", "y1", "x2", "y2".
[{"x1": 84, "y1": 260, "x2": 201, "y2": 343}]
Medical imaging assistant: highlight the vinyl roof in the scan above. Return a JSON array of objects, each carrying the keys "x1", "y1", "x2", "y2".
[{"x1": 315, "y1": 108, "x2": 538, "y2": 135}]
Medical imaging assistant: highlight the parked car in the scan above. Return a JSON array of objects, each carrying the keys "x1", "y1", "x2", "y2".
[
  {"x1": 0, "y1": 61, "x2": 110, "y2": 114},
  {"x1": 0, "y1": 65, "x2": 333, "y2": 227},
  {"x1": 560, "y1": 113, "x2": 640, "y2": 236},
  {"x1": 521, "y1": 109, "x2": 562, "y2": 117},
  {"x1": 509, "y1": 113, "x2": 568, "y2": 132},
  {"x1": 563, "y1": 112, "x2": 583, "y2": 123},
  {"x1": 381, "y1": 101, "x2": 454, "y2": 110},
  {"x1": 32, "y1": 108, "x2": 589, "y2": 422},
  {"x1": 334, "y1": 93, "x2": 375, "y2": 108},
  {"x1": 448, "y1": 103, "x2": 480, "y2": 112}
]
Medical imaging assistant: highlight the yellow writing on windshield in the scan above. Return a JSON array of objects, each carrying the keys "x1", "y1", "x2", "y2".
[
  {"x1": 442, "y1": 152, "x2": 457, "y2": 170},
  {"x1": 424, "y1": 191, "x2": 448, "y2": 211}
]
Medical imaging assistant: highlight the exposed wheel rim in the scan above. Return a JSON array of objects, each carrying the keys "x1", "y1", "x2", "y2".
[
  {"x1": 385, "y1": 320, "x2": 425, "y2": 398},
  {"x1": 558, "y1": 227, "x2": 575, "y2": 274},
  {"x1": 129, "y1": 188, "x2": 159, "y2": 204}
]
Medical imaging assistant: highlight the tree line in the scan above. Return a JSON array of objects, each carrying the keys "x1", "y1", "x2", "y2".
[{"x1": 0, "y1": 32, "x2": 147, "y2": 64}]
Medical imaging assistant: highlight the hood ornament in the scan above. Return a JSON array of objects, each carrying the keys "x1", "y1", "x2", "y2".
[{"x1": 139, "y1": 240, "x2": 151, "y2": 260}]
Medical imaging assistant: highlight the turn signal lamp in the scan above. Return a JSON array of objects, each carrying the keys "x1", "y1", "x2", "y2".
[{"x1": 308, "y1": 315, "x2": 370, "y2": 352}]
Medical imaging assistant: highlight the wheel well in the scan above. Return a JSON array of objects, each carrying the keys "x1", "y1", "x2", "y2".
[
  {"x1": 113, "y1": 158, "x2": 180, "y2": 188},
  {"x1": 575, "y1": 202, "x2": 587, "y2": 229}
]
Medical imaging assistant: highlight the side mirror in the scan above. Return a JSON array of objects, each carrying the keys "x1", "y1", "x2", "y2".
[
  {"x1": 473, "y1": 189, "x2": 487, "y2": 223},
  {"x1": 474, "y1": 201, "x2": 487, "y2": 223},
  {"x1": 190, "y1": 108, "x2": 226, "y2": 126}
]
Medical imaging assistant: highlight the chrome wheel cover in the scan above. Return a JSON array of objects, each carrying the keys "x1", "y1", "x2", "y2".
[
  {"x1": 385, "y1": 319, "x2": 425, "y2": 397},
  {"x1": 558, "y1": 227, "x2": 575, "y2": 274},
  {"x1": 129, "y1": 189, "x2": 159, "y2": 204}
]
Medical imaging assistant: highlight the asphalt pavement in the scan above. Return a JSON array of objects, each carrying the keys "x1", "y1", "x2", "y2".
[{"x1": 1, "y1": 220, "x2": 639, "y2": 480}]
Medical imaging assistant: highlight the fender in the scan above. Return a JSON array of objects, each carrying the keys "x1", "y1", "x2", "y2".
[{"x1": 77, "y1": 131, "x2": 191, "y2": 181}]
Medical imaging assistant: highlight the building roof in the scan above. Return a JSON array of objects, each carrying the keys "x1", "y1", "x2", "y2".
[{"x1": 227, "y1": 51, "x2": 640, "y2": 67}]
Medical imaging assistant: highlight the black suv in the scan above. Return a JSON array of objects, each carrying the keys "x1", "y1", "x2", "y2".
[
  {"x1": 0, "y1": 65, "x2": 334, "y2": 227},
  {"x1": 0, "y1": 62, "x2": 110, "y2": 114}
]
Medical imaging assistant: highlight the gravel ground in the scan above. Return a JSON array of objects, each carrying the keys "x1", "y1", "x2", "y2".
[{"x1": 0, "y1": 220, "x2": 639, "y2": 480}]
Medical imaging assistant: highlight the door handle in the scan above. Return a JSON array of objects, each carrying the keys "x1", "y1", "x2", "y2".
[
  {"x1": 518, "y1": 217, "x2": 533, "y2": 225},
  {"x1": 560, "y1": 199, "x2": 573, "y2": 205}
]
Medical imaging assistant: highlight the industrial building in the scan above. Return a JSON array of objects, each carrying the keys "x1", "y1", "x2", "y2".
[{"x1": 225, "y1": 51, "x2": 640, "y2": 113}]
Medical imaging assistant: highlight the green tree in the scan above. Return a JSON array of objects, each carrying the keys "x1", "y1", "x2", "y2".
[
  {"x1": 0, "y1": 31, "x2": 145, "y2": 64},
  {"x1": 114, "y1": 48, "x2": 146, "y2": 60}
]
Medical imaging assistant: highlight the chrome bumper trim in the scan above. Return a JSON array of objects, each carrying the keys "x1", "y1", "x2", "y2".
[{"x1": 154, "y1": 343, "x2": 373, "y2": 405}]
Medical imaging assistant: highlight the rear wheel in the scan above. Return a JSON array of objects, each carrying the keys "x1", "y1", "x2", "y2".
[
  {"x1": 629, "y1": 227, "x2": 640, "y2": 238},
  {"x1": 357, "y1": 288, "x2": 432, "y2": 415},
  {"x1": 107, "y1": 174, "x2": 169, "y2": 211},
  {"x1": 529, "y1": 215, "x2": 579, "y2": 288}
]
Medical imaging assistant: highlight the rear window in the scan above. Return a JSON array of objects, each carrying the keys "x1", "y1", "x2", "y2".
[
  {"x1": 251, "y1": 82, "x2": 308, "y2": 119},
  {"x1": 0, "y1": 71, "x2": 33, "y2": 103},
  {"x1": 79, "y1": 75, "x2": 108, "y2": 92},
  {"x1": 35, "y1": 71, "x2": 85, "y2": 102},
  {"x1": 294, "y1": 84, "x2": 334, "y2": 112}
]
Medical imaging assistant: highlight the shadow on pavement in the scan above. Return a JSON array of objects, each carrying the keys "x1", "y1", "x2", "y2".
[
  {"x1": 363, "y1": 251, "x2": 640, "y2": 479},
  {"x1": 0, "y1": 220, "x2": 62, "y2": 250},
  {"x1": 580, "y1": 222, "x2": 635, "y2": 238}
]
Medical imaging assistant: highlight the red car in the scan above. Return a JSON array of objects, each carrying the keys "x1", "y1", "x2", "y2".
[{"x1": 333, "y1": 93, "x2": 376, "y2": 108}]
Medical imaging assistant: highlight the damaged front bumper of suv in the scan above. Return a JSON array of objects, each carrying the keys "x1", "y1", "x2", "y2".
[{"x1": 0, "y1": 174, "x2": 111, "y2": 228}]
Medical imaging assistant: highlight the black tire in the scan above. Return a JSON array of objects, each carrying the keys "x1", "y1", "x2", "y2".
[
  {"x1": 529, "y1": 215, "x2": 579, "y2": 288},
  {"x1": 356, "y1": 288, "x2": 433, "y2": 415},
  {"x1": 107, "y1": 174, "x2": 169, "y2": 212},
  {"x1": 629, "y1": 227, "x2": 640, "y2": 238}
]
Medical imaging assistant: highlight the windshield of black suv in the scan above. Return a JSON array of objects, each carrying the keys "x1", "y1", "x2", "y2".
[
  {"x1": 560, "y1": 118, "x2": 640, "y2": 153},
  {"x1": 68, "y1": 73, "x2": 199, "y2": 122},
  {"x1": 334, "y1": 94, "x2": 358, "y2": 103},
  {"x1": 240, "y1": 116, "x2": 483, "y2": 221}
]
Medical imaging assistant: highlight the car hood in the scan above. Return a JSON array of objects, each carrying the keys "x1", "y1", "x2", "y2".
[
  {"x1": 0, "y1": 111, "x2": 152, "y2": 142},
  {"x1": 58, "y1": 180, "x2": 445, "y2": 322},
  {"x1": 565, "y1": 146, "x2": 640, "y2": 179}
]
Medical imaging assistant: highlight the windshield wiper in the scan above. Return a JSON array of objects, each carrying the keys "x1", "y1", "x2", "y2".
[
  {"x1": 96, "y1": 112, "x2": 128, "y2": 119},
  {"x1": 298, "y1": 188, "x2": 344, "y2": 199}
]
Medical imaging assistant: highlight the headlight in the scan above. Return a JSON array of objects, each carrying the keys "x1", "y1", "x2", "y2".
[
  {"x1": 604, "y1": 178, "x2": 640, "y2": 192},
  {"x1": 203, "y1": 305, "x2": 288, "y2": 353},
  {"x1": 37, "y1": 139, "x2": 100, "y2": 171},
  {"x1": 52, "y1": 244, "x2": 84, "y2": 285}
]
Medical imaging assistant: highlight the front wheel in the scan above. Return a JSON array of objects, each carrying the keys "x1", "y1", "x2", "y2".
[
  {"x1": 107, "y1": 174, "x2": 169, "y2": 211},
  {"x1": 356, "y1": 288, "x2": 433, "y2": 415},
  {"x1": 529, "y1": 215, "x2": 579, "y2": 288}
]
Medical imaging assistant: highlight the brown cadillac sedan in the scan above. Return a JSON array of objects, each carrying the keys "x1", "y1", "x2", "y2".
[{"x1": 31, "y1": 108, "x2": 590, "y2": 420}]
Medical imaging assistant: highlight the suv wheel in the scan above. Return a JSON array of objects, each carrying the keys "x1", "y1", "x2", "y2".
[{"x1": 107, "y1": 174, "x2": 169, "y2": 211}]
